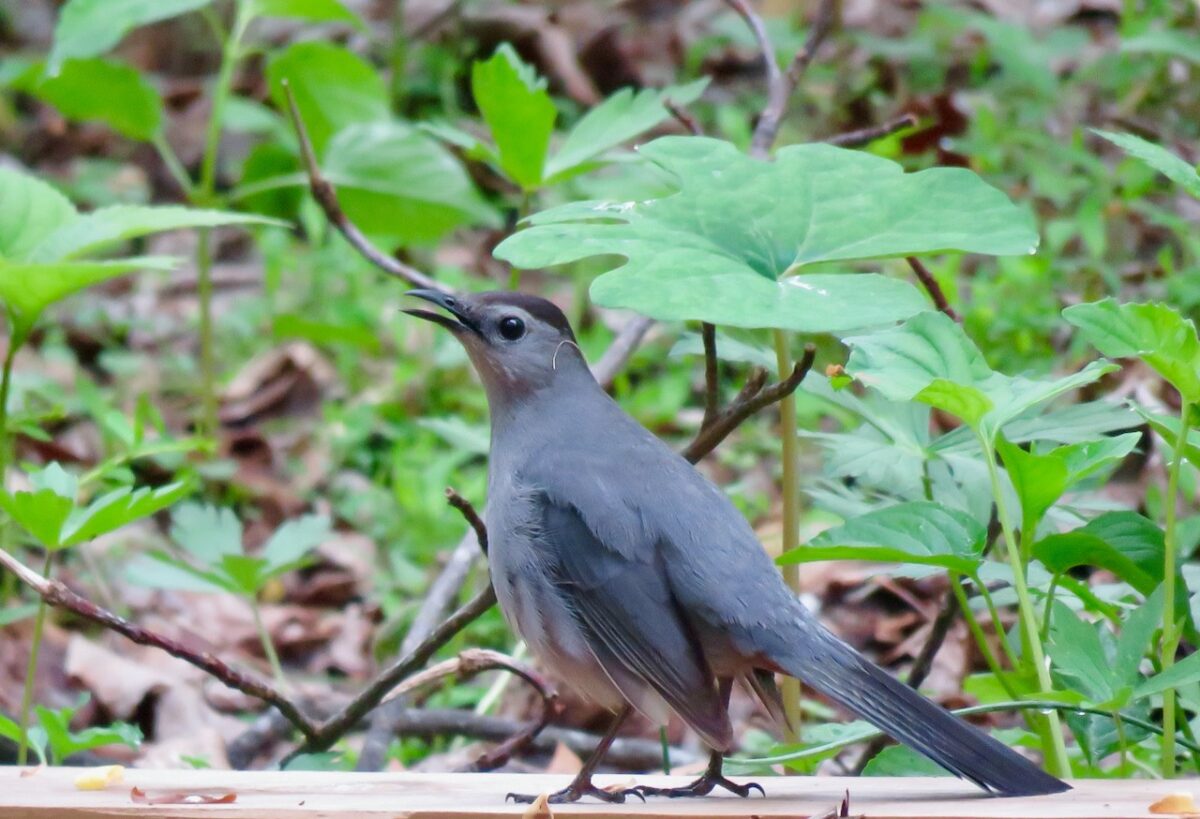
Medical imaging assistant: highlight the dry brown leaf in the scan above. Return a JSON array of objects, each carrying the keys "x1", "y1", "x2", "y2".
[
  {"x1": 1150, "y1": 792, "x2": 1200, "y2": 816},
  {"x1": 521, "y1": 792, "x2": 553, "y2": 819},
  {"x1": 130, "y1": 786, "x2": 237, "y2": 805}
]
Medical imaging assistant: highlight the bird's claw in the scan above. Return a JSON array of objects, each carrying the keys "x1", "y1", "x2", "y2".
[
  {"x1": 634, "y1": 775, "x2": 765, "y2": 799},
  {"x1": 506, "y1": 783, "x2": 646, "y2": 804}
]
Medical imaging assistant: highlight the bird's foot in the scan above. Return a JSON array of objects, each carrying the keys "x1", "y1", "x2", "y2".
[
  {"x1": 506, "y1": 780, "x2": 646, "y2": 805},
  {"x1": 634, "y1": 773, "x2": 764, "y2": 799}
]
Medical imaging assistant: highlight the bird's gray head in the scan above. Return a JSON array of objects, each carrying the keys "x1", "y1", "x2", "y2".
[{"x1": 404, "y1": 289, "x2": 587, "y2": 408}]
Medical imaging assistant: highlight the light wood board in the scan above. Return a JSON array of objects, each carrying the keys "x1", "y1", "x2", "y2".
[{"x1": 0, "y1": 767, "x2": 1185, "y2": 818}]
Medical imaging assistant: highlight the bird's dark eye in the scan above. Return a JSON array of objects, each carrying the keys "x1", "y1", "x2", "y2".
[{"x1": 498, "y1": 316, "x2": 526, "y2": 341}]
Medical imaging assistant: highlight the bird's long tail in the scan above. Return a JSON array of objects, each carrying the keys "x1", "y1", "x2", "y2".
[{"x1": 775, "y1": 628, "x2": 1070, "y2": 797}]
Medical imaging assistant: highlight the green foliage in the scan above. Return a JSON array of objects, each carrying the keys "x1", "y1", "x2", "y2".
[
  {"x1": 49, "y1": 0, "x2": 213, "y2": 72},
  {"x1": 30, "y1": 58, "x2": 162, "y2": 141},
  {"x1": 497, "y1": 136, "x2": 1035, "y2": 331},
  {"x1": 1093, "y1": 130, "x2": 1200, "y2": 199},
  {"x1": 2, "y1": 694, "x2": 142, "y2": 766}
]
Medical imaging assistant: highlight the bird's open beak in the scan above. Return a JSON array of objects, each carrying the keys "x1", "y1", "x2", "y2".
[{"x1": 402, "y1": 289, "x2": 478, "y2": 334}]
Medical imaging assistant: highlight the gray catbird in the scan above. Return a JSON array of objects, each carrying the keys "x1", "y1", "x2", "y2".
[{"x1": 405, "y1": 289, "x2": 1070, "y2": 804}]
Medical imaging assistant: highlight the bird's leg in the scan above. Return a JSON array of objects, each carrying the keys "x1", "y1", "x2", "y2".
[
  {"x1": 635, "y1": 678, "x2": 764, "y2": 799},
  {"x1": 634, "y1": 748, "x2": 765, "y2": 799},
  {"x1": 506, "y1": 705, "x2": 645, "y2": 804}
]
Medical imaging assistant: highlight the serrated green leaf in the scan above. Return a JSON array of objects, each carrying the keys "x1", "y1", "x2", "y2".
[
  {"x1": 781, "y1": 501, "x2": 986, "y2": 574},
  {"x1": 0, "y1": 167, "x2": 77, "y2": 261},
  {"x1": 35, "y1": 699, "x2": 141, "y2": 764},
  {"x1": 1064, "y1": 299, "x2": 1200, "y2": 402},
  {"x1": 1115, "y1": 586, "x2": 1162, "y2": 688},
  {"x1": 321, "y1": 122, "x2": 495, "y2": 245},
  {"x1": 498, "y1": 136, "x2": 1034, "y2": 331},
  {"x1": 221, "y1": 553, "x2": 268, "y2": 595},
  {"x1": 33, "y1": 58, "x2": 162, "y2": 141},
  {"x1": 262, "y1": 515, "x2": 330, "y2": 574},
  {"x1": 471, "y1": 44, "x2": 556, "y2": 190},
  {"x1": 1093, "y1": 129, "x2": 1200, "y2": 199},
  {"x1": 0, "y1": 488, "x2": 73, "y2": 547},
  {"x1": 30, "y1": 206, "x2": 280, "y2": 262},
  {"x1": 61, "y1": 480, "x2": 191, "y2": 547},
  {"x1": 128, "y1": 551, "x2": 238, "y2": 593},
  {"x1": 544, "y1": 78, "x2": 709, "y2": 181},
  {"x1": 49, "y1": 0, "x2": 213, "y2": 73},
  {"x1": 1048, "y1": 601, "x2": 1114, "y2": 704},
  {"x1": 170, "y1": 503, "x2": 243, "y2": 565},
  {"x1": 266, "y1": 42, "x2": 389, "y2": 157},
  {"x1": 249, "y1": 0, "x2": 364, "y2": 29}
]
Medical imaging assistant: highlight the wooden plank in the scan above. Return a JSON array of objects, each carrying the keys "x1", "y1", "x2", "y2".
[{"x1": 0, "y1": 767, "x2": 1180, "y2": 819}]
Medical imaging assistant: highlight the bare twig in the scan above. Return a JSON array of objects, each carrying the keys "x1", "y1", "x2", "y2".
[
  {"x1": 825, "y1": 113, "x2": 918, "y2": 148},
  {"x1": 683, "y1": 344, "x2": 816, "y2": 463},
  {"x1": 282, "y1": 81, "x2": 444, "y2": 293},
  {"x1": 906, "y1": 256, "x2": 959, "y2": 321},
  {"x1": 746, "y1": 0, "x2": 838, "y2": 157},
  {"x1": 445, "y1": 488, "x2": 487, "y2": 555},
  {"x1": 0, "y1": 548, "x2": 319, "y2": 738},
  {"x1": 665, "y1": 100, "x2": 703, "y2": 136},
  {"x1": 700, "y1": 323, "x2": 720, "y2": 431}
]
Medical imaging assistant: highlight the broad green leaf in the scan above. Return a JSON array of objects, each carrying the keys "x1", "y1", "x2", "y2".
[
  {"x1": 34, "y1": 58, "x2": 162, "y2": 141},
  {"x1": 129, "y1": 552, "x2": 237, "y2": 593},
  {"x1": 60, "y1": 481, "x2": 192, "y2": 547},
  {"x1": 1114, "y1": 587, "x2": 1162, "y2": 688},
  {"x1": 249, "y1": 0, "x2": 364, "y2": 29},
  {"x1": 862, "y1": 744, "x2": 951, "y2": 777},
  {"x1": 0, "y1": 488, "x2": 73, "y2": 547},
  {"x1": 1140, "y1": 409, "x2": 1200, "y2": 471},
  {"x1": 497, "y1": 136, "x2": 1035, "y2": 331},
  {"x1": 471, "y1": 44, "x2": 556, "y2": 190},
  {"x1": 846, "y1": 311, "x2": 1115, "y2": 441},
  {"x1": 781, "y1": 501, "x2": 986, "y2": 574},
  {"x1": 262, "y1": 514, "x2": 330, "y2": 574},
  {"x1": 321, "y1": 122, "x2": 495, "y2": 244},
  {"x1": 1048, "y1": 601, "x2": 1114, "y2": 704},
  {"x1": 29, "y1": 205, "x2": 280, "y2": 262},
  {"x1": 267, "y1": 42, "x2": 389, "y2": 157},
  {"x1": 1093, "y1": 129, "x2": 1200, "y2": 199},
  {"x1": 1134, "y1": 650, "x2": 1200, "y2": 700},
  {"x1": 34, "y1": 701, "x2": 141, "y2": 764},
  {"x1": 0, "y1": 713, "x2": 22, "y2": 744},
  {"x1": 0, "y1": 257, "x2": 175, "y2": 346},
  {"x1": 221, "y1": 553, "x2": 268, "y2": 595},
  {"x1": 1064, "y1": 299, "x2": 1200, "y2": 402},
  {"x1": 170, "y1": 503, "x2": 243, "y2": 565},
  {"x1": 0, "y1": 167, "x2": 76, "y2": 260},
  {"x1": 49, "y1": 0, "x2": 213, "y2": 72},
  {"x1": 31, "y1": 462, "x2": 79, "y2": 499},
  {"x1": 544, "y1": 79, "x2": 709, "y2": 181}
]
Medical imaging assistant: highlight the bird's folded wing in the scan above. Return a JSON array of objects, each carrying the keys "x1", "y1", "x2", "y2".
[{"x1": 538, "y1": 497, "x2": 731, "y2": 749}]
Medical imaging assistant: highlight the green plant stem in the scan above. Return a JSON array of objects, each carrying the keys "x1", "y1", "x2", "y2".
[
  {"x1": 979, "y1": 433, "x2": 1071, "y2": 778},
  {"x1": 195, "y1": 229, "x2": 218, "y2": 439},
  {"x1": 152, "y1": 134, "x2": 194, "y2": 199},
  {"x1": 0, "y1": 342, "x2": 17, "y2": 483},
  {"x1": 199, "y1": 0, "x2": 251, "y2": 201},
  {"x1": 976, "y1": 579, "x2": 1022, "y2": 672},
  {"x1": 251, "y1": 600, "x2": 286, "y2": 684},
  {"x1": 16, "y1": 552, "x2": 52, "y2": 766},
  {"x1": 773, "y1": 328, "x2": 803, "y2": 742},
  {"x1": 659, "y1": 726, "x2": 671, "y2": 775},
  {"x1": 1162, "y1": 399, "x2": 1191, "y2": 778},
  {"x1": 952, "y1": 575, "x2": 1018, "y2": 699}
]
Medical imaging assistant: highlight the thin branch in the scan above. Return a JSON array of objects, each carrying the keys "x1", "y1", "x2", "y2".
[
  {"x1": 824, "y1": 113, "x2": 918, "y2": 148},
  {"x1": 282, "y1": 80, "x2": 444, "y2": 293},
  {"x1": 0, "y1": 548, "x2": 319, "y2": 738},
  {"x1": 665, "y1": 100, "x2": 703, "y2": 136},
  {"x1": 747, "y1": 0, "x2": 838, "y2": 157},
  {"x1": 445, "y1": 488, "x2": 487, "y2": 555},
  {"x1": 700, "y1": 323, "x2": 720, "y2": 431},
  {"x1": 906, "y1": 256, "x2": 959, "y2": 321},
  {"x1": 683, "y1": 344, "x2": 816, "y2": 463}
]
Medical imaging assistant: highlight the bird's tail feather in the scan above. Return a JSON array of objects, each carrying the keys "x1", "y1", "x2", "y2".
[{"x1": 778, "y1": 629, "x2": 1070, "y2": 797}]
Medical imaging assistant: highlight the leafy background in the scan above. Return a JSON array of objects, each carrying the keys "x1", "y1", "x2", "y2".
[{"x1": 0, "y1": 0, "x2": 1197, "y2": 786}]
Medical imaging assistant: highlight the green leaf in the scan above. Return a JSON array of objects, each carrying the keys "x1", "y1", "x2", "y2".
[
  {"x1": 1048, "y1": 601, "x2": 1115, "y2": 704},
  {"x1": 497, "y1": 136, "x2": 1035, "y2": 331},
  {"x1": 170, "y1": 503, "x2": 243, "y2": 566},
  {"x1": 1033, "y1": 512, "x2": 1166, "y2": 596},
  {"x1": 249, "y1": 0, "x2": 364, "y2": 29},
  {"x1": 846, "y1": 311, "x2": 1115, "y2": 440},
  {"x1": 220, "y1": 553, "x2": 268, "y2": 595},
  {"x1": 1114, "y1": 586, "x2": 1162, "y2": 688},
  {"x1": 471, "y1": 44, "x2": 557, "y2": 190},
  {"x1": 0, "y1": 464, "x2": 79, "y2": 548},
  {"x1": 0, "y1": 167, "x2": 77, "y2": 261},
  {"x1": 266, "y1": 42, "x2": 389, "y2": 157},
  {"x1": 321, "y1": 122, "x2": 495, "y2": 245},
  {"x1": 29, "y1": 205, "x2": 279, "y2": 263},
  {"x1": 862, "y1": 744, "x2": 952, "y2": 777},
  {"x1": 1121, "y1": 30, "x2": 1200, "y2": 65},
  {"x1": 1064, "y1": 299, "x2": 1200, "y2": 402},
  {"x1": 128, "y1": 551, "x2": 238, "y2": 593},
  {"x1": 61, "y1": 481, "x2": 192, "y2": 547},
  {"x1": 0, "y1": 258, "x2": 176, "y2": 346},
  {"x1": 543, "y1": 78, "x2": 709, "y2": 181},
  {"x1": 0, "y1": 713, "x2": 23, "y2": 744},
  {"x1": 33, "y1": 58, "x2": 162, "y2": 141},
  {"x1": 34, "y1": 700, "x2": 141, "y2": 763},
  {"x1": 262, "y1": 514, "x2": 330, "y2": 574},
  {"x1": 1134, "y1": 650, "x2": 1200, "y2": 700},
  {"x1": 1093, "y1": 129, "x2": 1200, "y2": 199},
  {"x1": 49, "y1": 0, "x2": 213, "y2": 73},
  {"x1": 781, "y1": 501, "x2": 986, "y2": 574}
]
